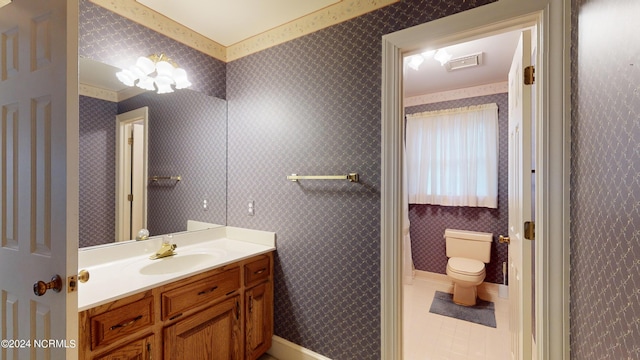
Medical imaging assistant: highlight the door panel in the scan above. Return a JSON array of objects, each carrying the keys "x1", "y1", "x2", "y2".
[
  {"x1": 0, "y1": 0, "x2": 78, "y2": 358},
  {"x1": 508, "y1": 30, "x2": 533, "y2": 360}
]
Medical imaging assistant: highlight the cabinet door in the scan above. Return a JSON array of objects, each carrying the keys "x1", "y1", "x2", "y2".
[
  {"x1": 164, "y1": 296, "x2": 242, "y2": 360},
  {"x1": 245, "y1": 282, "x2": 273, "y2": 360},
  {"x1": 94, "y1": 335, "x2": 154, "y2": 360}
]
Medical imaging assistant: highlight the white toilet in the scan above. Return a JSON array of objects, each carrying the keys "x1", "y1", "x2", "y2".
[{"x1": 444, "y1": 229, "x2": 493, "y2": 306}]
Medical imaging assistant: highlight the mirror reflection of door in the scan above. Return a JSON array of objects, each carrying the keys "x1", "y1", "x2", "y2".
[{"x1": 116, "y1": 107, "x2": 149, "y2": 241}]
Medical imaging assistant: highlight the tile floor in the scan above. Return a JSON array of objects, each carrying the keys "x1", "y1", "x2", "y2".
[
  {"x1": 403, "y1": 277, "x2": 510, "y2": 360},
  {"x1": 260, "y1": 276, "x2": 510, "y2": 360}
]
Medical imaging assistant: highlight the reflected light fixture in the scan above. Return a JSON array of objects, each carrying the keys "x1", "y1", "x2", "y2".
[{"x1": 116, "y1": 54, "x2": 192, "y2": 94}]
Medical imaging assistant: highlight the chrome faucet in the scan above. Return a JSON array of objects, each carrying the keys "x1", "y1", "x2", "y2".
[{"x1": 150, "y1": 235, "x2": 177, "y2": 259}]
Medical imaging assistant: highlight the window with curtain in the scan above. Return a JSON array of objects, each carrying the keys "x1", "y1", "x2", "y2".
[{"x1": 405, "y1": 103, "x2": 498, "y2": 208}]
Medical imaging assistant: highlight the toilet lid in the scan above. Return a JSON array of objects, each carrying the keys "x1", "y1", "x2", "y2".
[{"x1": 448, "y1": 257, "x2": 485, "y2": 275}]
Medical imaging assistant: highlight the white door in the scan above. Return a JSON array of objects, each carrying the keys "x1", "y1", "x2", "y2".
[
  {"x1": 116, "y1": 107, "x2": 148, "y2": 241},
  {"x1": 507, "y1": 30, "x2": 533, "y2": 360},
  {"x1": 0, "y1": 0, "x2": 78, "y2": 359}
]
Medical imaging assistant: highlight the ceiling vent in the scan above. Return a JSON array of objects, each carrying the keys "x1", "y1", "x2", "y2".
[{"x1": 445, "y1": 52, "x2": 483, "y2": 71}]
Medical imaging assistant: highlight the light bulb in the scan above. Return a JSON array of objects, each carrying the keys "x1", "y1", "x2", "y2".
[
  {"x1": 173, "y1": 68, "x2": 192, "y2": 89},
  {"x1": 434, "y1": 49, "x2": 452, "y2": 66},
  {"x1": 135, "y1": 56, "x2": 155, "y2": 75},
  {"x1": 155, "y1": 61, "x2": 174, "y2": 77},
  {"x1": 116, "y1": 69, "x2": 137, "y2": 86},
  {"x1": 136, "y1": 76, "x2": 156, "y2": 91},
  {"x1": 407, "y1": 55, "x2": 424, "y2": 71}
]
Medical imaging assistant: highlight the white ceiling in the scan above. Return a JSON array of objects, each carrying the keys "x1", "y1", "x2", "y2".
[
  {"x1": 81, "y1": 3, "x2": 524, "y2": 99},
  {"x1": 403, "y1": 30, "x2": 523, "y2": 97},
  {"x1": 136, "y1": 0, "x2": 341, "y2": 47}
]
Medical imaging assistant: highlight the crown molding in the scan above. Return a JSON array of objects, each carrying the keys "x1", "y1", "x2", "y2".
[
  {"x1": 89, "y1": 0, "x2": 398, "y2": 63},
  {"x1": 226, "y1": 0, "x2": 398, "y2": 61},
  {"x1": 79, "y1": 83, "x2": 118, "y2": 102},
  {"x1": 404, "y1": 81, "x2": 508, "y2": 107},
  {"x1": 89, "y1": 0, "x2": 227, "y2": 61}
]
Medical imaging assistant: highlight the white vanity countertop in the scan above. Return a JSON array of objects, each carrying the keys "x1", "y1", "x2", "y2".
[{"x1": 78, "y1": 226, "x2": 276, "y2": 312}]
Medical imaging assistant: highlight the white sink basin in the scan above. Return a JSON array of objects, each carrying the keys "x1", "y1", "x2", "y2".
[{"x1": 139, "y1": 253, "x2": 219, "y2": 275}]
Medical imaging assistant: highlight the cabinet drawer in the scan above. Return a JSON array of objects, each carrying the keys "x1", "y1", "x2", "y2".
[
  {"x1": 245, "y1": 256, "x2": 270, "y2": 287},
  {"x1": 90, "y1": 297, "x2": 154, "y2": 350},
  {"x1": 94, "y1": 334, "x2": 154, "y2": 360},
  {"x1": 162, "y1": 267, "x2": 240, "y2": 320}
]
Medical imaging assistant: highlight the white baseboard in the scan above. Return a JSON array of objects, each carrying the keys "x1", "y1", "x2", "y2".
[
  {"x1": 413, "y1": 270, "x2": 508, "y2": 303},
  {"x1": 267, "y1": 335, "x2": 332, "y2": 360}
]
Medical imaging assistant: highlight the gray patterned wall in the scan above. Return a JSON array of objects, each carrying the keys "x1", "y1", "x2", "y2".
[
  {"x1": 79, "y1": 96, "x2": 117, "y2": 247},
  {"x1": 570, "y1": 0, "x2": 640, "y2": 358},
  {"x1": 226, "y1": 1, "x2": 495, "y2": 358},
  {"x1": 79, "y1": 0, "x2": 226, "y2": 99},
  {"x1": 405, "y1": 93, "x2": 509, "y2": 284}
]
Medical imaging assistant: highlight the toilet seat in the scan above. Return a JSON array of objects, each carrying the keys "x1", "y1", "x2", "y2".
[{"x1": 447, "y1": 257, "x2": 485, "y2": 276}]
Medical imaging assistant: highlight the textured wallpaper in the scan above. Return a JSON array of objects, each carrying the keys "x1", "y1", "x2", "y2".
[
  {"x1": 570, "y1": 0, "x2": 640, "y2": 358},
  {"x1": 405, "y1": 93, "x2": 509, "y2": 284},
  {"x1": 226, "y1": 0, "x2": 495, "y2": 358},
  {"x1": 79, "y1": 96, "x2": 117, "y2": 247}
]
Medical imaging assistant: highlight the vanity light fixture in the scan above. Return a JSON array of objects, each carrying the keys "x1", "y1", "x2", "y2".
[
  {"x1": 116, "y1": 54, "x2": 192, "y2": 94},
  {"x1": 0, "y1": 0, "x2": 11, "y2": 8}
]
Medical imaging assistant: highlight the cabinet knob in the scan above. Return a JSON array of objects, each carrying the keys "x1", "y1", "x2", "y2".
[{"x1": 499, "y1": 235, "x2": 511, "y2": 244}]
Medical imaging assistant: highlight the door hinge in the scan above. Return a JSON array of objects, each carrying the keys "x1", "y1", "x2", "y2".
[
  {"x1": 524, "y1": 221, "x2": 535, "y2": 240},
  {"x1": 128, "y1": 194, "x2": 133, "y2": 202},
  {"x1": 524, "y1": 65, "x2": 535, "y2": 85},
  {"x1": 128, "y1": 137, "x2": 133, "y2": 145}
]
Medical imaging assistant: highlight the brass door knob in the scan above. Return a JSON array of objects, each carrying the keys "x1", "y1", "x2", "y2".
[
  {"x1": 499, "y1": 235, "x2": 511, "y2": 244},
  {"x1": 78, "y1": 269, "x2": 90, "y2": 283},
  {"x1": 33, "y1": 275, "x2": 63, "y2": 296}
]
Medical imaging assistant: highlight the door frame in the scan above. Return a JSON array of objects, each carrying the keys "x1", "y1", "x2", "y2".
[
  {"x1": 115, "y1": 107, "x2": 149, "y2": 241},
  {"x1": 380, "y1": 0, "x2": 571, "y2": 359}
]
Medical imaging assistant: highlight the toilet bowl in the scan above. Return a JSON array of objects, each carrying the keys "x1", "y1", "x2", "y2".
[
  {"x1": 446, "y1": 257, "x2": 486, "y2": 306},
  {"x1": 444, "y1": 229, "x2": 493, "y2": 306}
]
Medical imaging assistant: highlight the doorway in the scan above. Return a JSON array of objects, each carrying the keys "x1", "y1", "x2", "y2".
[
  {"x1": 380, "y1": 3, "x2": 571, "y2": 360},
  {"x1": 115, "y1": 107, "x2": 149, "y2": 241},
  {"x1": 401, "y1": 26, "x2": 533, "y2": 359}
]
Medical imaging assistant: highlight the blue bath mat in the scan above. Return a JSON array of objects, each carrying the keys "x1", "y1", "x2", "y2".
[{"x1": 429, "y1": 291, "x2": 496, "y2": 328}]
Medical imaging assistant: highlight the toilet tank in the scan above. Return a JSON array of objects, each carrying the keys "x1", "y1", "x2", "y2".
[{"x1": 445, "y1": 229, "x2": 493, "y2": 263}]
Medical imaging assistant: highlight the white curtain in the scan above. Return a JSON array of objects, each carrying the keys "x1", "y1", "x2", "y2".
[{"x1": 406, "y1": 103, "x2": 498, "y2": 208}]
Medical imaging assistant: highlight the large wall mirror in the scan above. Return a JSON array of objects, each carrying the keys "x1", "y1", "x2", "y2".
[
  {"x1": 79, "y1": 58, "x2": 227, "y2": 248},
  {"x1": 79, "y1": 59, "x2": 227, "y2": 247},
  {"x1": 78, "y1": 0, "x2": 228, "y2": 248}
]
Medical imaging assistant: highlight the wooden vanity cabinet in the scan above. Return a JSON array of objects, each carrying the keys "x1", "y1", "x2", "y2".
[
  {"x1": 79, "y1": 252, "x2": 273, "y2": 360},
  {"x1": 244, "y1": 255, "x2": 273, "y2": 360},
  {"x1": 164, "y1": 296, "x2": 242, "y2": 359},
  {"x1": 94, "y1": 335, "x2": 154, "y2": 360}
]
